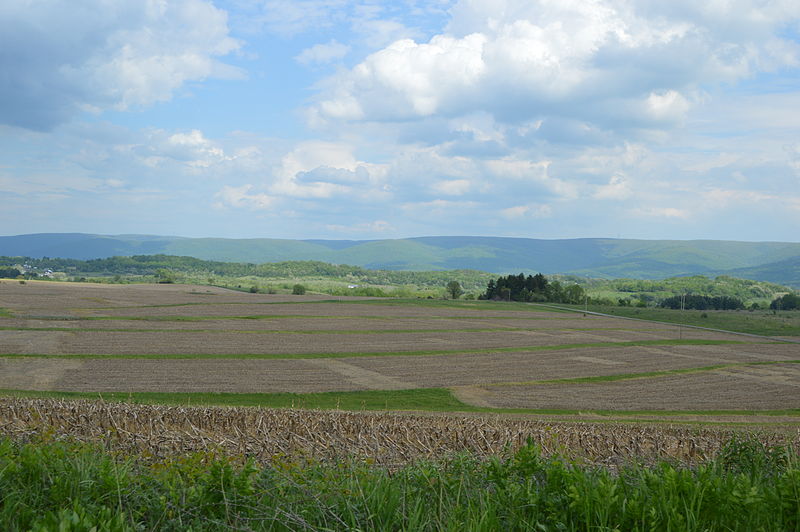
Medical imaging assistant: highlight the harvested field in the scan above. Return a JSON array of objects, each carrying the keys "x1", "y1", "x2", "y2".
[
  {"x1": 0, "y1": 327, "x2": 744, "y2": 356},
  {"x1": 1, "y1": 280, "x2": 798, "y2": 420},
  {"x1": 2, "y1": 397, "x2": 798, "y2": 466},
  {"x1": 0, "y1": 344, "x2": 794, "y2": 394},
  {"x1": 480, "y1": 364, "x2": 800, "y2": 411}
]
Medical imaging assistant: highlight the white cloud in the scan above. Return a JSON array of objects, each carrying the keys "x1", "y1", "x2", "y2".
[
  {"x1": 0, "y1": 0, "x2": 241, "y2": 130},
  {"x1": 593, "y1": 174, "x2": 632, "y2": 200},
  {"x1": 632, "y1": 207, "x2": 690, "y2": 219},
  {"x1": 214, "y1": 184, "x2": 273, "y2": 210},
  {"x1": 295, "y1": 40, "x2": 351, "y2": 65},
  {"x1": 326, "y1": 220, "x2": 392, "y2": 233},
  {"x1": 484, "y1": 158, "x2": 578, "y2": 198},
  {"x1": 270, "y1": 141, "x2": 388, "y2": 199},
  {"x1": 500, "y1": 203, "x2": 552, "y2": 219},
  {"x1": 645, "y1": 90, "x2": 691, "y2": 123},
  {"x1": 431, "y1": 179, "x2": 471, "y2": 195},
  {"x1": 310, "y1": 0, "x2": 800, "y2": 137}
]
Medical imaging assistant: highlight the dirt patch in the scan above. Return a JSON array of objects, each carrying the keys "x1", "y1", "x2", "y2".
[
  {"x1": 0, "y1": 359, "x2": 84, "y2": 390},
  {"x1": 302, "y1": 359, "x2": 411, "y2": 390},
  {"x1": 451, "y1": 386, "x2": 494, "y2": 408}
]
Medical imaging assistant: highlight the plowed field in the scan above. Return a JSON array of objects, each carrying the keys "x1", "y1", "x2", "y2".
[{"x1": 1, "y1": 280, "x2": 798, "y2": 420}]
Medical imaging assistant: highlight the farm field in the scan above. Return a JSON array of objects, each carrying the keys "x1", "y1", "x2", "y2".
[{"x1": 1, "y1": 280, "x2": 798, "y2": 422}]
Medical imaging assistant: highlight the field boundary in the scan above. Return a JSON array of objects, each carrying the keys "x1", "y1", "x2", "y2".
[
  {"x1": 486, "y1": 360, "x2": 800, "y2": 387},
  {"x1": 533, "y1": 303, "x2": 800, "y2": 344},
  {"x1": 1, "y1": 388, "x2": 799, "y2": 423},
  {"x1": 0, "y1": 338, "x2": 756, "y2": 360}
]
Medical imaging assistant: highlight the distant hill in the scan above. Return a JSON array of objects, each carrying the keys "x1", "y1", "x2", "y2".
[{"x1": 1, "y1": 233, "x2": 799, "y2": 286}]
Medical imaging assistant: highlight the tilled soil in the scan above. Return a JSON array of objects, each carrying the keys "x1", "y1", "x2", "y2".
[
  {"x1": 0, "y1": 327, "x2": 747, "y2": 355},
  {"x1": 0, "y1": 344, "x2": 793, "y2": 394},
  {"x1": 2, "y1": 281, "x2": 798, "y2": 418},
  {"x1": 479, "y1": 365, "x2": 800, "y2": 411}
]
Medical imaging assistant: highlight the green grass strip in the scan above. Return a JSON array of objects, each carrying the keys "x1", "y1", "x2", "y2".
[
  {"x1": 489, "y1": 360, "x2": 800, "y2": 387},
  {"x1": 76, "y1": 298, "x2": 568, "y2": 313},
  {"x1": 0, "y1": 325, "x2": 655, "y2": 335},
  {"x1": 0, "y1": 308, "x2": 12, "y2": 318},
  {"x1": 544, "y1": 303, "x2": 800, "y2": 337},
  {"x1": 1, "y1": 387, "x2": 799, "y2": 419},
  {"x1": 45, "y1": 314, "x2": 574, "y2": 322},
  {"x1": 0, "y1": 339, "x2": 755, "y2": 360}
]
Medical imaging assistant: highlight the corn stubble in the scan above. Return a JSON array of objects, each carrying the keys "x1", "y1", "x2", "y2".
[{"x1": 2, "y1": 397, "x2": 797, "y2": 466}]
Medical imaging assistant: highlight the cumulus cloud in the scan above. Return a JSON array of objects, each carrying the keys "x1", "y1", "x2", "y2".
[
  {"x1": 270, "y1": 141, "x2": 387, "y2": 199},
  {"x1": 138, "y1": 129, "x2": 230, "y2": 169},
  {"x1": 0, "y1": 0, "x2": 241, "y2": 130},
  {"x1": 483, "y1": 158, "x2": 578, "y2": 199},
  {"x1": 310, "y1": 0, "x2": 800, "y2": 137}
]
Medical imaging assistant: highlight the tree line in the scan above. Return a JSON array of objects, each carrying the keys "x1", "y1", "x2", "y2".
[
  {"x1": 480, "y1": 273, "x2": 587, "y2": 304},
  {"x1": 659, "y1": 295, "x2": 745, "y2": 311}
]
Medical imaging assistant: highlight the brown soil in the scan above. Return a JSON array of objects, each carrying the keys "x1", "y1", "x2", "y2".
[
  {"x1": 477, "y1": 366, "x2": 800, "y2": 411},
  {"x1": 1, "y1": 344, "x2": 793, "y2": 395},
  {"x1": 2, "y1": 281, "x2": 796, "y2": 418}
]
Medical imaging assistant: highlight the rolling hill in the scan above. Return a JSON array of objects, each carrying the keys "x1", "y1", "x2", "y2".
[{"x1": 1, "y1": 233, "x2": 799, "y2": 286}]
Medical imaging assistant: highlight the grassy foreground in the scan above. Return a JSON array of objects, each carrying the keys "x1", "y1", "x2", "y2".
[{"x1": 0, "y1": 436, "x2": 797, "y2": 531}]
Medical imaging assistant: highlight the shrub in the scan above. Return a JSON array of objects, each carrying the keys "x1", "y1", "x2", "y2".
[{"x1": 292, "y1": 284, "x2": 306, "y2": 295}]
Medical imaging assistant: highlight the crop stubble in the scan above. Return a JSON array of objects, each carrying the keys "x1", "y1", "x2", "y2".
[{"x1": 2, "y1": 397, "x2": 799, "y2": 467}]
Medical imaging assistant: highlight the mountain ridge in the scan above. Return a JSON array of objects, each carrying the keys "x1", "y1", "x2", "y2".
[{"x1": 1, "y1": 233, "x2": 799, "y2": 286}]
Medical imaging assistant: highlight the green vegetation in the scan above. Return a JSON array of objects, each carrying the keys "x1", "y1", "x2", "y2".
[
  {"x1": 1, "y1": 388, "x2": 799, "y2": 418},
  {"x1": 291, "y1": 283, "x2": 306, "y2": 295},
  {"x1": 771, "y1": 293, "x2": 800, "y2": 310},
  {"x1": 550, "y1": 304, "x2": 800, "y2": 337},
  {"x1": 445, "y1": 280, "x2": 463, "y2": 299},
  {"x1": 482, "y1": 272, "x2": 587, "y2": 304},
  {"x1": 5, "y1": 253, "x2": 794, "y2": 304},
  {"x1": 0, "y1": 267, "x2": 20, "y2": 278},
  {"x1": 660, "y1": 294, "x2": 744, "y2": 310},
  {"x1": 4, "y1": 234, "x2": 800, "y2": 284},
  {"x1": 0, "y1": 339, "x2": 752, "y2": 360},
  {"x1": 0, "y1": 255, "x2": 494, "y2": 296},
  {"x1": 579, "y1": 274, "x2": 789, "y2": 305},
  {"x1": 493, "y1": 360, "x2": 800, "y2": 387},
  {"x1": 0, "y1": 436, "x2": 798, "y2": 530}
]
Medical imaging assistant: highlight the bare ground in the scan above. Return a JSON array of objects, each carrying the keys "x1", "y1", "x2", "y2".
[
  {"x1": 477, "y1": 364, "x2": 800, "y2": 411},
  {"x1": 2, "y1": 281, "x2": 797, "y2": 417}
]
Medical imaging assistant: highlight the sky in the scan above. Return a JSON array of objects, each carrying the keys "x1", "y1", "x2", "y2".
[{"x1": 1, "y1": 0, "x2": 799, "y2": 242}]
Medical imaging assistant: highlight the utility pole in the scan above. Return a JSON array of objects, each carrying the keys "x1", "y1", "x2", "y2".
[{"x1": 679, "y1": 293, "x2": 685, "y2": 340}]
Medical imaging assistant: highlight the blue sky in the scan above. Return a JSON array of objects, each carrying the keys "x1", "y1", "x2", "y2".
[{"x1": 1, "y1": 0, "x2": 799, "y2": 241}]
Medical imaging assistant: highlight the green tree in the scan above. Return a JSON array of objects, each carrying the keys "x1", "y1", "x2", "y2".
[
  {"x1": 292, "y1": 284, "x2": 306, "y2": 295},
  {"x1": 156, "y1": 269, "x2": 176, "y2": 284},
  {"x1": 446, "y1": 281, "x2": 463, "y2": 299}
]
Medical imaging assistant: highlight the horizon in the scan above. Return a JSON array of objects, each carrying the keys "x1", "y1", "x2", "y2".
[
  {"x1": 3, "y1": 232, "x2": 800, "y2": 246},
  {"x1": 2, "y1": 2, "x2": 799, "y2": 241}
]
